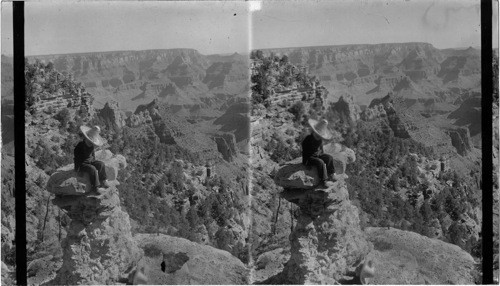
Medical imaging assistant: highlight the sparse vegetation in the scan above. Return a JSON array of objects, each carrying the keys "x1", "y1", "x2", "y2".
[
  {"x1": 342, "y1": 120, "x2": 480, "y2": 253},
  {"x1": 25, "y1": 59, "x2": 86, "y2": 115},
  {"x1": 251, "y1": 51, "x2": 316, "y2": 105},
  {"x1": 289, "y1": 101, "x2": 305, "y2": 122}
]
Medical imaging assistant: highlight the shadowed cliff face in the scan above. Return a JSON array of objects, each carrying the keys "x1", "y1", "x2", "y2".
[
  {"x1": 448, "y1": 94, "x2": 481, "y2": 137},
  {"x1": 447, "y1": 127, "x2": 472, "y2": 156}
]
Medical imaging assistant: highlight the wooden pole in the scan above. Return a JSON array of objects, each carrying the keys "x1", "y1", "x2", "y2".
[{"x1": 41, "y1": 196, "x2": 51, "y2": 242}]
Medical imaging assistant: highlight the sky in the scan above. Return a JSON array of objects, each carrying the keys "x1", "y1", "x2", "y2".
[
  {"x1": 253, "y1": 0, "x2": 484, "y2": 50},
  {"x1": 0, "y1": 0, "x2": 497, "y2": 56},
  {"x1": 2, "y1": 1, "x2": 250, "y2": 56}
]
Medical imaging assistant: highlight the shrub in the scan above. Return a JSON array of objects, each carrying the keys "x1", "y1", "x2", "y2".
[
  {"x1": 289, "y1": 101, "x2": 305, "y2": 122},
  {"x1": 54, "y1": 108, "x2": 71, "y2": 129},
  {"x1": 143, "y1": 243, "x2": 163, "y2": 257}
]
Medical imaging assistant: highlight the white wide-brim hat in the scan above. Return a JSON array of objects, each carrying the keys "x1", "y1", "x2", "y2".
[
  {"x1": 80, "y1": 125, "x2": 104, "y2": 147},
  {"x1": 308, "y1": 118, "x2": 333, "y2": 140}
]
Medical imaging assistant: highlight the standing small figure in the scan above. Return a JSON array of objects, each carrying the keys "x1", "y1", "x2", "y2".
[
  {"x1": 302, "y1": 119, "x2": 335, "y2": 188},
  {"x1": 74, "y1": 125, "x2": 110, "y2": 194},
  {"x1": 206, "y1": 162, "x2": 211, "y2": 178}
]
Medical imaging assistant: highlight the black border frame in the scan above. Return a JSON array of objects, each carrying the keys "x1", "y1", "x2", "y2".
[{"x1": 10, "y1": 1, "x2": 496, "y2": 284}]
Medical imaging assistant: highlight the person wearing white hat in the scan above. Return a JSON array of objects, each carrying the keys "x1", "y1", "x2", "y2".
[
  {"x1": 302, "y1": 118, "x2": 335, "y2": 187},
  {"x1": 74, "y1": 125, "x2": 110, "y2": 194}
]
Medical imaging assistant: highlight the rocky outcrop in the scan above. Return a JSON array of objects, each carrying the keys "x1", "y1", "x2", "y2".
[
  {"x1": 269, "y1": 160, "x2": 371, "y2": 284},
  {"x1": 360, "y1": 103, "x2": 387, "y2": 121},
  {"x1": 364, "y1": 227, "x2": 476, "y2": 284},
  {"x1": 127, "y1": 110, "x2": 154, "y2": 127},
  {"x1": 46, "y1": 150, "x2": 126, "y2": 195},
  {"x1": 152, "y1": 121, "x2": 177, "y2": 145},
  {"x1": 274, "y1": 145, "x2": 355, "y2": 189},
  {"x1": 447, "y1": 127, "x2": 472, "y2": 156},
  {"x1": 361, "y1": 94, "x2": 410, "y2": 138},
  {"x1": 96, "y1": 101, "x2": 126, "y2": 128},
  {"x1": 330, "y1": 95, "x2": 361, "y2": 123},
  {"x1": 134, "y1": 233, "x2": 249, "y2": 284},
  {"x1": 213, "y1": 133, "x2": 238, "y2": 162},
  {"x1": 46, "y1": 151, "x2": 141, "y2": 285},
  {"x1": 274, "y1": 159, "x2": 321, "y2": 189}
]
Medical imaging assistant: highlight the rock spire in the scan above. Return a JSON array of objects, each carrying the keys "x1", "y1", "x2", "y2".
[{"x1": 46, "y1": 150, "x2": 141, "y2": 284}]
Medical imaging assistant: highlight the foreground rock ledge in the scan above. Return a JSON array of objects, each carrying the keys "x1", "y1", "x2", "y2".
[
  {"x1": 134, "y1": 233, "x2": 249, "y2": 285},
  {"x1": 47, "y1": 151, "x2": 140, "y2": 285},
  {"x1": 364, "y1": 227, "x2": 477, "y2": 284}
]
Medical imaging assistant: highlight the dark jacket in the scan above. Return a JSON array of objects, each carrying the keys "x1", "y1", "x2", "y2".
[
  {"x1": 302, "y1": 134, "x2": 324, "y2": 164},
  {"x1": 74, "y1": 141, "x2": 96, "y2": 172}
]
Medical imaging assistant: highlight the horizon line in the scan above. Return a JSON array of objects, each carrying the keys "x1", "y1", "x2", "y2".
[
  {"x1": 253, "y1": 42, "x2": 482, "y2": 52},
  {"x1": 2, "y1": 41, "x2": 488, "y2": 58}
]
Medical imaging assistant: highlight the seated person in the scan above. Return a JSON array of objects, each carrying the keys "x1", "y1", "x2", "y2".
[
  {"x1": 74, "y1": 125, "x2": 109, "y2": 194},
  {"x1": 302, "y1": 119, "x2": 335, "y2": 187}
]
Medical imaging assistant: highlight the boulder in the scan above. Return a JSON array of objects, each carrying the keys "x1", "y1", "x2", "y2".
[
  {"x1": 46, "y1": 170, "x2": 93, "y2": 195},
  {"x1": 47, "y1": 151, "x2": 123, "y2": 196},
  {"x1": 274, "y1": 144, "x2": 355, "y2": 188},
  {"x1": 274, "y1": 158, "x2": 319, "y2": 189},
  {"x1": 253, "y1": 248, "x2": 290, "y2": 283},
  {"x1": 364, "y1": 227, "x2": 476, "y2": 284},
  {"x1": 134, "y1": 233, "x2": 249, "y2": 285}
]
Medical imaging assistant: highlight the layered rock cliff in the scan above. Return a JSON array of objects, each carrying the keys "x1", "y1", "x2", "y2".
[
  {"x1": 28, "y1": 49, "x2": 250, "y2": 113},
  {"x1": 46, "y1": 151, "x2": 141, "y2": 285}
]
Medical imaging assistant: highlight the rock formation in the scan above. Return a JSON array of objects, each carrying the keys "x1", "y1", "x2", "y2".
[
  {"x1": 274, "y1": 144, "x2": 355, "y2": 189},
  {"x1": 133, "y1": 233, "x2": 249, "y2": 284},
  {"x1": 46, "y1": 151, "x2": 141, "y2": 285},
  {"x1": 447, "y1": 127, "x2": 472, "y2": 156},
  {"x1": 360, "y1": 103, "x2": 387, "y2": 121},
  {"x1": 330, "y1": 95, "x2": 361, "y2": 123},
  {"x1": 213, "y1": 133, "x2": 238, "y2": 162},
  {"x1": 96, "y1": 101, "x2": 126, "y2": 128},
  {"x1": 364, "y1": 227, "x2": 476, "y2": 284},
  {"x1": 270, "y1": 157, "x2": 371, "y2": 284}
]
